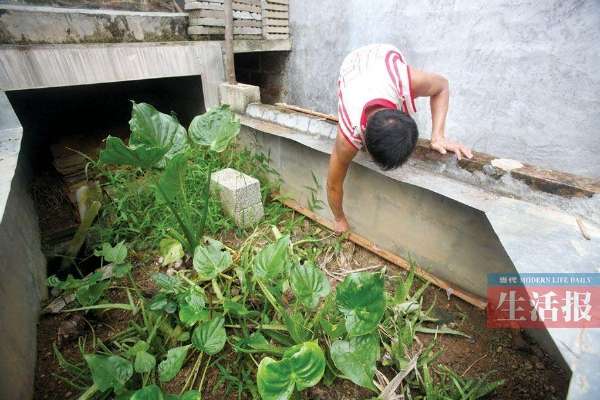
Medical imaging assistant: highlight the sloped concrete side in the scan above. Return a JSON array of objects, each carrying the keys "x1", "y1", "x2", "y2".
[
  {"x1": 238, "y1": 126, "x2": 515, "y2": 299},
  {"x1": 0, "y1": 95, "x2": 46, "y2": 400},
  {"x1": 239, "y1": 103, "x2": 600, "y2": 399}
]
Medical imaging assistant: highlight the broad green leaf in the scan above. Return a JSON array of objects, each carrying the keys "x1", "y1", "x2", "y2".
[
  {"x1": 178, "y1": 290, "x2": 208, "y2": 326},
  {"x1": 98, "y1": 135, "x2": 168, "y2": 169},
  {"x1": 84, "y1": 354, "x2": 133, "y2": 392},
  {"x1": 152, "y1": 273, "x2": 182, "y2": 293},
  {"x1": 188, "y1": 105, "x2": 240, "y2": 153},
  {"x1": 160, "y1": 238, "x2": 184, "y2": 266},
  {"x1": 290, "y1": 262, "x2": 330, "y2": 309},
  {"x1": 223, "y1": 299, "x2": 252, "y2": 317},
  {"x1": 156, "y1": 153, "x2": 188, "y2": 205},
  {"x1": 127, "y1": 340, "x2": 150, "y2": 357},
  {"x1": 94, "y1": 241, "x2": 128, "y2": 264},
  {"x1": 193, "y1": 239, "x2": 232, "y2": 281},
  {"x1": 112, "y1": 263, "x2": 133, "y2": 278},
  {"x1": 192, "y1": 315, "x2": 227, "y2": 355},
  {"x1": 330, "y1": 333, "x2": 380, "y2": 391},
  {"x1": 149, "y1": 293, "x2": 177, "y2": 314},
  {"x1": 76, "y1": 280, "x2": 110, "y2": 306},
  {"x1": 162, "y1": 392, "x2": 199, "y2": 400},
  {"x1": 134, "y1": 351, "x2": 156, "y2": 374},
  {"x1": 253, "y1": 236, "x2": 290, "y2": 281},
  {"x1": 158, "y1": 345, "x2": 190, "y2": 382},
  {"x1": 283, "y1": 310, "x2": 311, "y2": 344},
  {"x1": 319, "y1": 319, "x2": 346, "y2": 339},
  {"x1": 129, "y1": 102, "x2": 188, "y2": 162},
  {"x1": 131, "y1": 384, "x2": 163, "y2": 400},
  {"x1": 257, "y1": 341, "x2": 325, "y2": 400},
  {"x1": 336, "y1": 271, "x2": 385, "y2": 336}
]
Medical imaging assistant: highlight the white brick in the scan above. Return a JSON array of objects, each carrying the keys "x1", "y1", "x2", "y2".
[
  {"x1": 211, "y1": 168, "x2": 264, "y2": 227},
  {"x1": 233, "y1": 202, "x2": 264, "y2": 227}
]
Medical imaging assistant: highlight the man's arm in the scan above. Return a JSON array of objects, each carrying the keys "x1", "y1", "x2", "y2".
[
  {"x1": 327, "y1": 130, "x2": 357, "y2": 233},
  {"x1": 409, "y1": 68, "x2": 473, "y2": 160}
]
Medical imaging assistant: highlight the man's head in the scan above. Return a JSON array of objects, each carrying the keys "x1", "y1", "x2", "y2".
[{"x1": 364, "y1": 109, "x2": 418, "y2": 170}]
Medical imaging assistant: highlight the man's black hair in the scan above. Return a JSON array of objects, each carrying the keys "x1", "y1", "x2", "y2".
[{"x1": 364, "y1": 109, "x2": 418, "y2": 170}]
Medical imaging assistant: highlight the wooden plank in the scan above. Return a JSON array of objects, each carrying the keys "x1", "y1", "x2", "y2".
[
  {"x1": 189, "y1": 9, "x2": 261, "y2": 20},
  {"x1": 188, "y1": 25, "x2": 261, "y2": 35},
  {"x1": 264, "y1": 18, "x2": 288, "y2": 26},
  {"x1": 264, "y1": 26, "x2": 289, "y2": 34},
  {"x1": 264, "y1": 33, "x2": 289, "y2": 40},
  {"x1": 264, "y1": 10, "x2": 288, "y2": 19},
  {"x1": 264, "y1": 3, "x2": 288, "y2": 11},
  {"x1": 233, "y1": 2, "x2": 261, "y2": 12},
  {"x1": 274, "y1": 103, "x2": 338, "y2": 122},
  {"x1": 185, "y1": 1, "x2": 223, "y2": 10},
  {"x1": 189, "y1": 9, "x2": 224, "y2": 17},
  {"x1": 234, "y1": 19, "x2": 262, "y2": 27},
  {"x1": 186, "y1": 1, "x2": 261, "y2": 12},
  {"x1": 189, "y1": 17, "x2": 225, "y2": 26},
  {"x1": 234, "y1": 10, "x2": 262, "y2": 20},
  {"x1": 267, "y1": 0, "x2": 288, "y2": 4},
  {"x1": 280, "y1": 197, "x2": 488, "y2": 310},
  {"x1": 236, "y1": 0, "x2": 261, "y2": 5}
]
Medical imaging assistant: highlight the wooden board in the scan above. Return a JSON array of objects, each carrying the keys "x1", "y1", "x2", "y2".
[
  {"x1": 264, "y1": 26, "x2": 289, "y2": 34},
  {"x1": 279, "y1": 197, "x2": 488, "y2": 310},
  {"x1": 263, "y1": 3, "x2": 288, "y2": 11},
  {"x1": 264, "y1": 18, "x2": 288, "y2": 26},
  {"x1": 188, "y1": 26, "x2": 262, "y2": 35},
  {"x1": 264, "y1": 10, "x2": 288, "y2": 19},
  {"x1": 186, "y1": 1, "x2": 261, "y2": 12}
]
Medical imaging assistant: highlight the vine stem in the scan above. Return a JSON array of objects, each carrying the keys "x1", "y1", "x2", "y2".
[
  {"x1": 77, "y1": 383, "x2": 98, "y2": 400},
  {"x1": 198, "y1": 354, "x2": 212, "y2": 394},
  {"x1": 181, "y1": 351, "x2": 203, "y2": 395}
]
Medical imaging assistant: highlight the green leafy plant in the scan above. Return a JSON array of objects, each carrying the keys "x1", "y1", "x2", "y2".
[
  {"x1": 99, "y1": 104, "x2": 240, "y2": 253},
  {"x1": 257, "y1": 341, "x2": 326, "y2": 400},
  {"x1": 336, "y1": 271, "x2": 386, "y2": 337},
  {"x1": 330, "y1": 333, "x2": 380, "y2": 391}
]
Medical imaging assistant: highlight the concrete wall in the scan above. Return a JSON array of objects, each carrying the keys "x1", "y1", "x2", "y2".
[
  {"x1": 239, "y1": 125, "x2": 515, "y2": 298},
  {"x1": 0, "y1": 4, "x2": 188, "y2": 44},
  {"x1": 0, "y1": 96, "x2": 46, "y2": 400},
  {"x1": 283, "y1": 0, "x2": 600, "y2": 178}
]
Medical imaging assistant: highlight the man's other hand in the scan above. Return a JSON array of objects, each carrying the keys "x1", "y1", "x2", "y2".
[
  {"x1": 430, "y1": 138, "x2": 473, "y2": 160},
  {"x1": 334, "y1": 216, "x2": 350, "y2": 234}
]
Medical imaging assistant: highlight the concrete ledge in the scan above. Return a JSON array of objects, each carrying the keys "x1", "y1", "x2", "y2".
[
  {"x1": 240, "y1": 103, "x2": 600, "y2": 400},
  {"x1": 0, "y1": 4, "x2": 188, "y2": 44},
  {"x1": 0, "y1": 41, "x2": 225, "y2": 108}
]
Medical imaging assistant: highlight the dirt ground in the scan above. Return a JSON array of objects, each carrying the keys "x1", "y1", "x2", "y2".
[{"x1": 34, "y1": 213, "x2": 569, "y2": 400}]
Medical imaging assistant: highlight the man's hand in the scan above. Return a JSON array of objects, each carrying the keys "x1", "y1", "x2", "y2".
[
  {"x1": 334, "y1": 216, "x2": 350, "y2": 234},
  {"x1": 430, "y1": 138, "x2": 473, "y2": 160}
]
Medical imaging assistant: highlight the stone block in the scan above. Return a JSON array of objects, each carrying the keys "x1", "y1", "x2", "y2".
[
  {"x1": 219, "y1": 83, "x2": 261, "y2": 113},
  {"x1": 234, "y1": 201, "x2": 264, "y2": 227},
  {"x1": 211, "y1": 168, "x2": 264, "y2": 227}
]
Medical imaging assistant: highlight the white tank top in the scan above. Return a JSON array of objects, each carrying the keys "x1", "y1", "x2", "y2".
[{"x1": 337, "y1": 44, "x2": 417, "y2": 150}]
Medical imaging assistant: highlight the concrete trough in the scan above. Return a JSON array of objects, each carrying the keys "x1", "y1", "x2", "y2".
[{"x1": 238, "y1": 102, "x2": 600, "y2": 400}]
